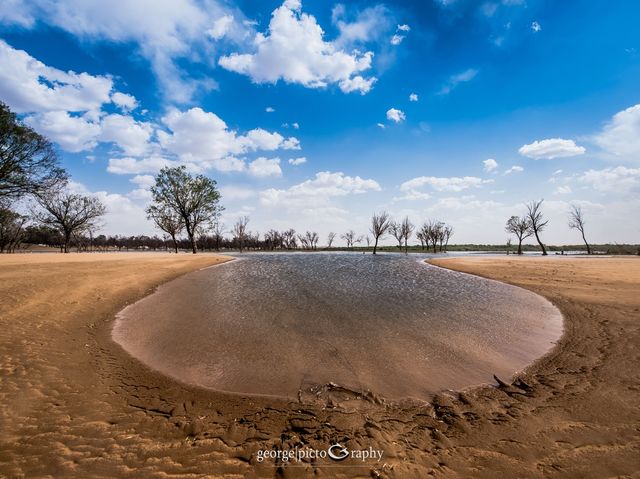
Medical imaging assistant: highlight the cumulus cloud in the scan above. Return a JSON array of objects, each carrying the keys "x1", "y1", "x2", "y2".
[
  {"x1": 265, "y1": 106, "x2": 275, "y2": 112},
  {"x1": 518, "y1": 138, "x2": 586, "y2": 159},
  {"x1": 332, "y1": 4, "x2": 391, "y2": 46},
  {"x1": 218, "y1": 0, "x2": 376, "y2": 94},
  {"x1": 248, "y1": 157, "x2": 282, "y2": 177},
  {"x1": 483, "y1": 158, "x2": 498, "y2": 172},
  {"x1": 107, "y1": 156, "x2": 178, "y2": 175},
  {"x1": 25, "y1": 111, "x2": 101, "y2": 153},
  {"x1": 206, "y1": 14, "x2": 234, "y2": 40},
  {"x1": 0, "y1": 39, "x2": 113, "y2": 114},
  {"x1": 260, "y1": 171, "x2": 380, "y2": 206},
  {"x1": 156, "y1": 108, "x2": 299, "y2": 170},
  {"x1": 288, "y1": 157, "x2": 307, "y2": 165},
  {"x1": 438, "y1": 68, "x2": 478, "y2": 95},
  {"x1": 409, "y1": 93, "x2": 418, "y2": 102},
  {"x1": 592, "y1": 104, "x2": 640, "y2": 164},
  {"x1": 503, "y1": 165, "x2": 524, "y2": 175},
  {"x1": 111, "y1": 92, "x2": 138, "y2": 112},
  {"x1": 0, "y1": 0, "x2": 246, "y2": 103},
  {"x1": 99, "y1": 114, "x2": 153, "y2": 156},
  {"x1": 531, "y1": 21, "x2": 541, "y2": 32},
  {"x1": 400, "y1": 175, "x2": 492, "y2": 192},
  {"x1": 386, "y1": 108, "x2": 405, "y2": 123},
  {"x1": 577, "y1": 166, "x2": 640, "y2": 193}
]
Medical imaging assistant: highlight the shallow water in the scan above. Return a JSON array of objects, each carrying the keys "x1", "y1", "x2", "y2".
[{"x1": 113, "y1": 253, "x2": 563, "y2": 400}]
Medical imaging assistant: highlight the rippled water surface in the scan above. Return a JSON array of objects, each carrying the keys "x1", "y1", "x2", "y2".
[{"x1": 113, "y1": 253, "x2": 562, "y2": 400}]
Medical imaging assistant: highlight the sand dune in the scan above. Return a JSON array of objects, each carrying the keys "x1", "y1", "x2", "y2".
[{"x1": 0, "y1": 253, "x2": 639, "y2": 478}]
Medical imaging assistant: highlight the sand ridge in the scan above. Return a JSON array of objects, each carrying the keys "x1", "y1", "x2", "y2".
[{"x1": 0, "y1": 253, "x2": 639, "y2": 477}]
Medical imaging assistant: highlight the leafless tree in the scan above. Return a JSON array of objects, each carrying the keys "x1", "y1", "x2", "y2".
[
  {"x1": 327, "y1": 231, "x2": 336, "y2": 248},
  {"x1": 389, "y1": 220, "x2": 404, "y2": 249},
  {"x1": 400, "y1": 216, "x2": 414, "y2": 254},
  {"x1": 212, "y1": 222, "x2": 225, "y2": 251},
  {"x1": 525, "y1": 200, "x2": 549, "y2": 255},
  {"x1": 370, "y1": 211, "x2": 391, "y2": 255},
  {"x1": 568, "y1": 205, "x2": 591, "y2": 254},
  {"x1": 146, "y1": 204, "x2": 183, "y2": 253},
  {"x1": 505, "y1": 215, "x2": 533, "y2": 255},
  {"x1": 308, "y1": 231, "x2": 319, "y2": 250},
  {"x1": 506, "y1": 238, "x2": 512, "y2": 255},
  {"x1": 282, "y1": 228, "x2": 296, "y2": 249},
  {"x1": 416, "y1": 229, "x2": 426, "y2": 250},
  {"x1": 33, "y1": 190, "x2": 106, "y2": 253},
  {"x1": 443, "y1": 225, "x2": 454, "y2": 252},
  {"x1": 341, "y1": 229, "x2": 357, "y2": 249},
  {"x1": 365, "y1": 235, "x2": 371, "y2": 248},
  {"x1": 232, "y1": 216, "x2": 250, "y2": 252}
]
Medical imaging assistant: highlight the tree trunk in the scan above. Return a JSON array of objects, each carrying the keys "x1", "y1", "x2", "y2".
[
  {"x1": 373, "y1": 236, "x2": 379, "y2": 254},
  {"x1": 581, "y1": 230, "x2": 591, "y2": 255},
  {"x1": 517, "y1": 237, "x2": 523, "y2": 255},
  {"x1": 171, "y1": 234, "x2": 178, "y2": 254},
  {"x1": 533, "y1": 229, "x2": 547, "y2": 255},
  {"x1": 64, "y1": 231, "x2": 71, "y2": 253}
]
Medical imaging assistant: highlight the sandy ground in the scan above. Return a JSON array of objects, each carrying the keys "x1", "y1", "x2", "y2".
[{"x1": 0, "y1": 253, "x2": 639, "y2": 478}]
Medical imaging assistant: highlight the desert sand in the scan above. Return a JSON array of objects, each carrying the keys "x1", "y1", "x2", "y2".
[{"x1": 0, "y1": 253, "x2": 639, "y2": 478}]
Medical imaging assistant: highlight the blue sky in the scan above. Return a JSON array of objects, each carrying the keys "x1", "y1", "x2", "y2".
[{"x1": 0, "y1": 0, "x2": 638, "y2": 244}]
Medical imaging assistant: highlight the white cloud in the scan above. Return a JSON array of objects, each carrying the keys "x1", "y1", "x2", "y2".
[
  {"x1": 156, "y1": 108, "x2": 299, "y2": 170},
  {"x1": 577, "y1": 166, "x2": 640, "y2": 194},
  {"x1": 292, "y1": 122, "x2": 300, "y2": 129},
  {"x1": 409, "y1": 93, "x2": 418, "y2": 102},
  {"x1": 111, "y1": 92, "x2": 137, "y2": 112},
  {"x1": 99, "y1": 114, "x2": 153, "y2": 156},
  {"x1": 130, "y1": 174, "x2": 156, "y2": 188},
  {"x1": 531, "y1": 21, "x2": 541, "y2": 32},
  {"x1": 592, "y1": 104, "x2": 640, "y2": 164},
  {"x1": 400, "y1": 175, "x2": 492, "y2": 192},
  {"x1": 206, "y1": 14, "x2": 234, "y2": 40},
  {"x1": 392, "y1": 190, "x2": 431, "y2": 202},
  {"x1": 397, "y1": 24, "x2": 410, "y2": 32},
  {"x1": 554, "y1": 185, "x2": 572, "y2": 195},
  {"x1": 288, "y1": 157, "x2": 307, "y2": 165},
  {"x1": 248, "y1": 157, "x2": 282, "y2": 177},
  {"x1": 25, "y1": 111, "x2": 101, "y2": 153},
  {"x1": 260, "y1": 171, "x2": 380, "y2": 206},
  {"x1": 377, "y1": 123, "x2": 386, "y2": 129},
  {"x1": 332, "y1": 4, "x2": 391, "y2": 47},
  {"x1": 438, "y1": 68, "x2": 478, "y2": 95},
  {"x1": 218, "y1": 0, "x2": 376, "y2": 94},
  {"x1": 390, "y1": 34, "x2": 405, "y2": 46},
  {"x1": 519, "y1": 138, "x2": 586, "y2": 159},
  {"x1": 219, "y1": 185, "x2": 256, "y2": 201},
  {"x1": 503, "y1": 165, "x2": 524, "y2": 175},
  {"x1": 483, "y1": 158, "x2": 498, "y2": 172},
  {"x1": 265, "y1": 106, "x2": 275, "y2": 112},
  {"x1": 107, "y1": 156, "x2": 178, "y2": 175},
  {"x1": 0, "y1": 39, "x2": 113, "y2": 114},
  {"x1": 386, "y1": 108, "x2": 405, "y2": 123},
  {"x1": 0, "y1": 1, "x2": 246, "y2": 103}
]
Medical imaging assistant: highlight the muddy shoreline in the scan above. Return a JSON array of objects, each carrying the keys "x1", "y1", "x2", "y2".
[{"x1": 1, "y1": 253, "x2": 639, "y2": 478}]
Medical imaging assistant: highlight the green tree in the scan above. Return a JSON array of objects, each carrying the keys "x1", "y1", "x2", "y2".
[
  {"x1": 149, "y1": 166, "x2": 222, "y2": 254},
  {"x1": 0, "y1": 102, "x2": 67, "y2": 200},
  {"x1": 146, "y1": 204, "x2": 184, "y2": 253}
]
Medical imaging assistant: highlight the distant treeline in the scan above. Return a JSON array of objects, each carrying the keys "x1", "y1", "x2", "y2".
[{"x1": 14, "y1": 225, "x2": 639, "y2": 255}]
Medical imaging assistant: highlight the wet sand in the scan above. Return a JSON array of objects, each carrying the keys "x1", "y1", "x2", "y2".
[
  {"x1": 1, "y1": 253, "x2": 639, "y2": 478},
  {"x1": 113, "y1": 254, "x2": 562, "y2": 400}
]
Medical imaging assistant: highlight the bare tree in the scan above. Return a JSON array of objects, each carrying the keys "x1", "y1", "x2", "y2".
[
  {"x1": 505, "y1": 215, "x2": 533, "y2": 255},
  {"x1": 416, "y1": 230, "x2": 426, "y2": 251},
  {"x1": 33, "y1": 191, "x2": 106, "y2": 253},
  {"x1": 443, "y1": 225, "x2": 454, "y2": 252},
  {"x1": 525, "y1": 200, "x2": 549, "y2": 255},
  {"x1": 365, "y1": 235, "x2": 371, "y2": 248},
  {"x1": 370, "y1": 211, "x2": 390, "y2": 255},
  {"x1": 568, "y1": 205, "x2": 591, "y2": 255},
  {"x1": 341, "y1": 230, "x2": 357, "y2": 249},
  {"x1": 327, "y1": 231, "x2": 336, "y2": 248},
  {"x1": 400, "y1": 216, "x2": 414, "y2": 254},
  {"x1": 282, "y1": 229, "x2": 296, "y2": 249},
  {"x1": 149, "y1": 166, "x2": 222, "y2": 254},
  {"x1": 389, "y1": 220, "x2": 404, "y2": 249},
  {"x1": 307, "y1": 231, "x2": 319, "y2": 250},
  {"x1": 146, "y1": 204, "x2": 183, "y2": 253},
  {"x1": 506, "y1": 238, "x2": 512, "y2": 255},
  {"x1": 232, "y1": 216, "x2": 250, "y2": 252},
  {"x1": 212, "y1": 222, "x2": 225, "y2": 251}
]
